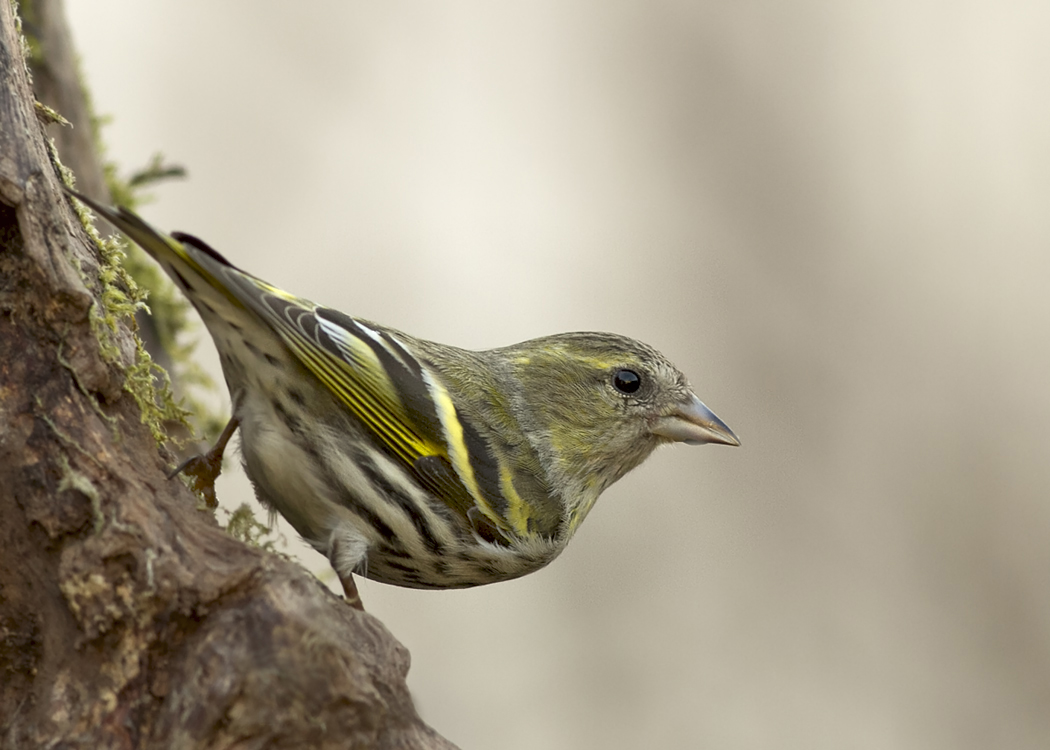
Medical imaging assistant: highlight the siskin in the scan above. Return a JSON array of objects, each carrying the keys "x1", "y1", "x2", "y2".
[{"x1": 69, "y1": 189, "x2": 739, "y2": 608}]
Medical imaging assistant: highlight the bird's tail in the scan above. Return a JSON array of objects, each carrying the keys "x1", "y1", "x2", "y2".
[{"x1": 64, "y1": 186, "x2": 254, "y2": 314}]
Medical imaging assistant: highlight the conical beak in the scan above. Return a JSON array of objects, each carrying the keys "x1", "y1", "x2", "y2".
[{"x1": 650, "y1": 393, "x2": 740, "y2": 447}]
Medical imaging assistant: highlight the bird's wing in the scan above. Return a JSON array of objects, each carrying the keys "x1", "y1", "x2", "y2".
[{"x1": 209, "y1": 270, "x2": 517, "y2": 541}]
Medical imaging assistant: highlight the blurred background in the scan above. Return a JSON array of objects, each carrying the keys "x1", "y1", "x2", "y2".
[{"x1": 65, "y1": 1, "x2": 1050, "y2": 748}]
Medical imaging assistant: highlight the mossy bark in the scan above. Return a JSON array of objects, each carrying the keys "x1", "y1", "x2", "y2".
[{"x1": 0, "y1": 2, "x2": 456, "y2": 747}]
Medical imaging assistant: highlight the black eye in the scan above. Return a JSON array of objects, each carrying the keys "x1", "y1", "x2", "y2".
[{"x1": 612, "y1": 369, "x2": 642, "y2": 394}]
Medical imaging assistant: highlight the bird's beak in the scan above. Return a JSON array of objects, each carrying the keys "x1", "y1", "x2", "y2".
[{"x1": 650, "y1": 393, "x2": 740, "y2": 447}]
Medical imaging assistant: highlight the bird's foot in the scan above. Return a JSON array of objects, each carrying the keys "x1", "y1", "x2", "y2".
[
  {"x1": 169, "y1": 415, "x2": 241, "y2": 508},
  {"x1": 339, "y1": 572, "x2": 365, "y2": 611}
]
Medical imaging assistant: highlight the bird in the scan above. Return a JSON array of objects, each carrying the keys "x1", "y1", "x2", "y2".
[{"x1": 67, "y1": 187, "x2": 739, "y2": 609}]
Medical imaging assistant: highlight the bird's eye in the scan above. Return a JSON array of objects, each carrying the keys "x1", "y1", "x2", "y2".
[{"x1": 612, "y1": 369, "x2": 642, "y2": 394}]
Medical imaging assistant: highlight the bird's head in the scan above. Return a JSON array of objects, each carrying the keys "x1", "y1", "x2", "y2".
[{"x1": 497, "y1": 332, "x2": 739, "y2": 513}]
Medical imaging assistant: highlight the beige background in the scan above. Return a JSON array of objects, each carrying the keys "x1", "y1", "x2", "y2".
[{"x1": 67, "y1": 2, "x2": 1050, "y2": 748}]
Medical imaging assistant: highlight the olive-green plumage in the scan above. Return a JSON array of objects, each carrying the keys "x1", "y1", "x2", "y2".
[{"x1": 69, "y1": 188, "x2": 739, "y2": 606}]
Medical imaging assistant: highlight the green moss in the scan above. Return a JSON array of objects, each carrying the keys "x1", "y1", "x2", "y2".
[
  {"x1": 128, "y1": 153, "x2": 187, "y2": 189},
  {"x1": 55, "y1": 139, "x2": 197, "y2": 450},
  {"x1": 34, "y1": 101, "x2": 70, "y2": 126},
  {"x1": 223, "y1": 504, "x2": 280, "y2": 552}
]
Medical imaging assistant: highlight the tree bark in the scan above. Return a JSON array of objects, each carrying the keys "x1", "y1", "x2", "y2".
[{"x1": 0, "y1": 2, "x2": 456, "y2": 747}]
